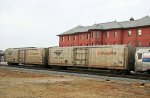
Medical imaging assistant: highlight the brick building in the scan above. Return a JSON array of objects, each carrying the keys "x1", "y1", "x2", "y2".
[{"x1": 58, "y1": 16, "x2": 150, "y2": 47}]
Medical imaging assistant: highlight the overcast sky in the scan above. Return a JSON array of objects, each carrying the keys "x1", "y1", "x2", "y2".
[{"x1": 0, "y1": 0, "x2": 150, "y2": 50}]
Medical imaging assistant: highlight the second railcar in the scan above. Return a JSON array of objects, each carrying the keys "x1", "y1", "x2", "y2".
[
  {"x1": 48, "y1": 47, "x2": 74, "y2": 66},
  {"x1": 48, "y1": 45, "x2": 136, "y2": 72}
]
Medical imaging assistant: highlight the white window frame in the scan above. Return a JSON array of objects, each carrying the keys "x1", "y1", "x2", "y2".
[
  {"x1": 68, "y1": 36, "x2": 70, "y2": 41},
  {"x1": 106, "y1": 32, "x2": 109, "y2": 38},
  {"x1": 114, "y1": 32, "x2": 117, "y2": 37},
  {"x1": 88, "y1": 34, "x2": 90, "y2": 39},
  {"x1": 128, "y1": 42, "x2": 131, "y2": 46},
  {"x1": 114, "y1": 42, "x2": 117, "y2": 45},
  {"x1": 128, "y1": 30, "x2": 132, "y2": 36},
  {"x1": 74, "y1": 35, "x2": 76, "y2": 40},
  {"x1": 96, "y1": 32, "x2": 100, "y2": 38},
  {"x1": 106, "y1": 43, "x2": 109, "y2": 45},
  {"x1": 92, "y1": 32, "x2": 95, "y2": 38},
  {"x1": 80, "y1": 35, "x2": 82, "y2": 40},
  {"x1": 138, "y1": 29, "x2": 142, "y2": 36},
  {"x1": 137, "y1": 42, "x2": 141, "y2": 47},
  {"x1": 62, "y1": 37, "x2": 64, "y2": 41}
]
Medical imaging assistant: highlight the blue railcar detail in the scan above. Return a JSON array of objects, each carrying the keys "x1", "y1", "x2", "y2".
[{"x1": 142, "y1": 58, "x2": 150, "y2": 62}]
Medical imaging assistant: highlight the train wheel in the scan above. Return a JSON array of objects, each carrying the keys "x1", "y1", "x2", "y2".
[
  {"x1": 7, "y1": 62, "x2": 12, "y2": 65},
  {"x1": 111, "y1": 70, "x2": 130, "y2": 75},
  {"x1": 124, "y1": 70, "x2": 130, "y2": 75},
  {"x1": 111, "y1": 70, "x2": 120, "y2": 74},
  {"x1": 147, "y1": 70, "x2": 150, "y2": 74},
  {"x1": 7, "y1": 63, "x2": 18, "y2": 66},
  {"x1": 44, "y1": 65, "x2": 49, "y2": 68}
]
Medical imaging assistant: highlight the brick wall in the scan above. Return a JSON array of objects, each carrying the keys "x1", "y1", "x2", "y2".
[{"x1": 59, "y1": 27, "x2": 150, "y2": 47}]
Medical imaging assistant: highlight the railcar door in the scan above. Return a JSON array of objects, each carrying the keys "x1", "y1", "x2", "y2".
[
  {"x1": 135, "y1": 53, "x2": 143, "y2": 71},
  {"x1": 73, "y1": 47, "x2": 88, "y2": 66},
  {"x1": 18, "y1": 50, "x2": 25, "y2": 64}
]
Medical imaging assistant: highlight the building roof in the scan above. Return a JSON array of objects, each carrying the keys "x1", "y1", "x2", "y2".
[
  {"x1": 58, "y1": 16, "x2": 150, "y2": 36},
  {"x1": 119, "y1": 16, "x2": 150, "y2": 28},
  {"x1": 58, "y1": 25, "x2": 91, "y2": 35},
  {"x1": 100, "y1": 21, "x2": 122, "y2": 30}
]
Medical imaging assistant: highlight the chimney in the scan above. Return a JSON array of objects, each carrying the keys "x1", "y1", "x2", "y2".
[{"x1": 130, "y1": 17, "x2": 134, "y2": 21}]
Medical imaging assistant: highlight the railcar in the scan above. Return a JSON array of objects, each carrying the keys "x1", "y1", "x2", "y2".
[
  {"x1": 48, "y1": 45, "x2": 136, "y2": 73},
  {"x1": 135, "y1": 47, "x2": 150, "y2": 73},
  {"x1": 5, "y1": 48, "x2": 49, "y2": 66},
  {"x1": 5, "y1": 48, "x2": 19, "y2": 65}
]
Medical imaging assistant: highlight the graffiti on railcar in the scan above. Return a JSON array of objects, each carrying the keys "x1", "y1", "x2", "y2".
[{"x1": 96, "y1": 51, "x2": 116, "y2": 55}]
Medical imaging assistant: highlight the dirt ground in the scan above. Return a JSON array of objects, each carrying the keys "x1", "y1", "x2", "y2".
[{"x1": 0, "y1": 68, "x2": 150, "y2": 98}]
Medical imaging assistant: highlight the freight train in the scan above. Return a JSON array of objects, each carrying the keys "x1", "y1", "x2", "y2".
[
  {"x1": 4, "y1": 45, "x2": 150, "y2": 74},
  {"x1": 0, "y1": 50, "x2": 5, "y2": 63}
]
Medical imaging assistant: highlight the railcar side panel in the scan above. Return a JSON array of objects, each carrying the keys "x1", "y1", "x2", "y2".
[
  {"x1": 5, "y1": 48, "x2": 19, "y2": 64},
  {"x1": 48, "y1": 47, "x2": 74, "y2": 66},
  {"x1": 24, "y1": 48, "x2": 46, "y2": 65},
  {"x1": 88, "y1": 46, "x2": 126, "y2": 69},
  {"x1": 142, "y1": 52, "x2": 150, "y2": 71}
]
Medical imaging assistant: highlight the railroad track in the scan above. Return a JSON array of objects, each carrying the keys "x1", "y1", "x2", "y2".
[{"x1": 0, "y1": 64, "x2": 149, "y2": 81}]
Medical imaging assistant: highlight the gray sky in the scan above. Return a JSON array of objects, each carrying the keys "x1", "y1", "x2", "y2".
[{"x1": 0, "y1": 0, "x2": 150, "y2": 50}]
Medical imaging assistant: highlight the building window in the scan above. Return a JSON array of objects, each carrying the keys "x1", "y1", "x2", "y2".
[
  {"x1": 87, "y1": 44, "x2": 88, "y2": 46},
  {"x1": 96, "y1": 32, "x2": 100, "y2": 38},
  {"x1": 114, "y1": 42, "x2": 117, "y2": 45},
  {"x1": 80, "y1": 35, "x2": 82, "y2": 40},
  {"x1": 128, "y1": 42, "x2": 131, "y2": 46},
  {"x1": 114, "y1": 32, "x2": 117, "y2": 37},
  {"x1": 137, "y1": 42, "x2": 141, "y2": 47},
  {"x1": 92, "y1": 32, "x2": 95, "y2": 38},
  {"x1": 137, "y1": 53, "x2": 142, "y2": 60},
  {"x1": 87, "y1": 34, "x2": 89, "y2": 39},
  {"x1": 62, "y1": 37, "x2": 64, "y2": 41},
  {"x1": 74, "y1": 35, "x2": 76, "y2": 40},
  {"x1": 92, "y1": 43, "x2": 94, "y2": 46},
  {"x1": 68, "y1": 36, "x2": 70, "y2": 41},
  {"x1": 106, "y1": 32, "x2": 109, "y2": 38},
  {"x1": 128, "y1": 30, "x2": 132, "y2": 36},
  {"x1": 138, "y1": 29, "x2": 142, "y2": 36},
  {"x1": 106, "y1": 43, "x2": 109, "y2": 45}
]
